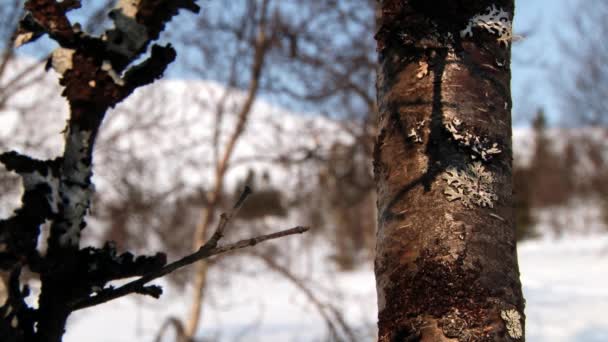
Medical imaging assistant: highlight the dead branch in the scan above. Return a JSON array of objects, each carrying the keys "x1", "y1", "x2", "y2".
[
  {"x1": 184, "y1": 1, "x2": 274, "y2": 337},
  {"x1": 71, "y1": 225, "x2": 308, "y2": 311},
  {"x1": 154, "y1": 316, "x2": 188, "y2": 342},
  {"x1": 250, "y1": 250, "x2": 358, "y2": 342}
]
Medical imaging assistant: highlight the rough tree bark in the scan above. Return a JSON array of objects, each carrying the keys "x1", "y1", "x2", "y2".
[
  {"x1": 2, "y1": 2, "x2": 202, "y2": 340},
  {"x1": 373, "y1": 1, "x2": 525, "y2": 341}
]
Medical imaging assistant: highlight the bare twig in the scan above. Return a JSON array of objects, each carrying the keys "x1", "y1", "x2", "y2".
[
  {"x1": 154, "y1": 316, "x2": 187, "y2": 342},
  {"x1": 184, "y1": 1, "x2": 273, "y2": 337},
  {"x1": 70, "y1": 226, "x2": 309, "y2": 311},
  {"x1": 251, "y1": 250, "x2": 358, "y2": 342},
  {"x1": 208, "y1": 226, "x2": 308, "y2": 256},
  {"x1": 204, "y1": 185, "x2": 252, "y2": 250}
]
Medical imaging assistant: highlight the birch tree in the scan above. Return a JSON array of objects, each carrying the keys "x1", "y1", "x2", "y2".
[{"x1": 373, "y1": 1, "x2": 525, "y2": 340}]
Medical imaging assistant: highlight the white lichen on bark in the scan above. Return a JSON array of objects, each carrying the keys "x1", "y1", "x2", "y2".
[
  {"x1": 57, "y1": 128, "x2": 93, "y2": 247},
  {"x1": 50, "y1": 48, "x2": 76, "y2": 75},
  {"x1": 101, "y1": 60, "x2": 125, "y2": 86},
  {"x1": 407, "y1": 120, "x2": 426, "y2": 143},
  {"x1": 14, "y1": 32, "x2": 35, "y2": 48},
  {"x1": 501, "y1": 309, "x2": 523, "y2": 339},
  {"x1": 443, "y1": 162, "x2": 498, "y2": 208},
  {"x1": 116, "y1": 0, "x2": 140, "y2": 17},
  {"x1": 445, "y1": 117, "x2": 501, "y2": 161},
  {"x1": 416, "y1": 60, "x2": 429, "y2": 79},
  {"x1": 460, "y1": 5, "x2": 512, "y2": 46}
]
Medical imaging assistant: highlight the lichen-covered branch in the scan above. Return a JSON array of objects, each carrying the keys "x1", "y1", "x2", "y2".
[
  {"x1": 71, "y1": 225, "x2": 309, "y2": 311},
  {"x1": 0, "y1": 2, "x2": 200, "y2": 341}
]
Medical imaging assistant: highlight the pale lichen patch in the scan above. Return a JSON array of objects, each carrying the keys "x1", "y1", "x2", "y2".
[
  {"x1": 443, "y1": 162, "x2": 497, "y2": 208},
  {"x1": 461, "y1": 5, "x2": 512, "y2": 47},
  {"x1": 50, "y1": 48, "x2": 76, "y2": 75},
  {"x1": 445, "y1": 117, "x2": 501, "y2": 161},
  {"x1": 416, "y1": 60, "x2": 429, "y2": 79},
  {"x1": 439, "y1": 310, "x2": 468, "y2": 339},
  {"x1": 101, "y1": 60, "x2": 125, "y2": 86},
  {"x1": 407, "y1": 120, "x2": 426, "y2": 143},
  {"x1": 58, "y1": 128, "x2": 94, "y2": 247},
  {"x1": 501, "y1": 309, "x2": 523, "y2": 339},
  {"x1": 14, "y1": 32, "x2": 34, "y2": 48},
  {"x1": 0, "y1": 276, "x2": 7, "y2": 304},
  {"x1": 106, "y1": 0, "x2": 148, "y2": 59},
  {"x1": 117, "y1": 0, "x2": 141, "y2": 17}
]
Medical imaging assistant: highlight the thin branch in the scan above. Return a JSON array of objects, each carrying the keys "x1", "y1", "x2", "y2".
[
  {"x1": 153, "y1": 316, "x2": 188, "y2": 342},
  {"x1": 70, "y1": 226, "x2": 309, "y2": 311},
  {"x1": 208, "y1": 226, "x2": 308, "y2": 256},
  {"x1": 251, "y1": 250, "x2": 358, "y2": 342},
  {"x1": 204, "y1": 185, "x2": 252, "y2": 250}
]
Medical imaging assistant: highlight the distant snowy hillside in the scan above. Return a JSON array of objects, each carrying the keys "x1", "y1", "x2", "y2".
[
  {"x1": 0, "y1": 58, "x2": 349, "y2": 219},
  {"x1": 3, "y1": 58, "x2": 606, "y2": 202}
]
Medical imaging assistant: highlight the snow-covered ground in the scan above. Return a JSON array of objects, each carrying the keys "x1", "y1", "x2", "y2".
[
  {"x1": 58, "y1": 231, "x2": 608, "y2": 342},
  {"x1": 520, "y1": 234, "x2": 608, "y2": 342}
]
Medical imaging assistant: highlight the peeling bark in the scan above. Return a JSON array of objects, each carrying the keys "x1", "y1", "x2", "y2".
[{"x1": 373, "y1": 1, "x2": 525, "y2": 341}]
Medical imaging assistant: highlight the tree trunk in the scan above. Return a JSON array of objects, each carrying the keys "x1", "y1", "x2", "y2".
[{"x1": 373, "y1": 1, "x2": 525, "y2": 341}]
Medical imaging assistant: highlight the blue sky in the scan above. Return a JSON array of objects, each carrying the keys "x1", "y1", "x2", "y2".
[
  {"x1": 512, "y1": 0, "x2": 581, "y2": 124},
  {"x1": 17, "y1": 0, "x2": 578, "y2": 125}
]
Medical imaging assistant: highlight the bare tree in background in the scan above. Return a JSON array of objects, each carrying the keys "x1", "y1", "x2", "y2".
[
  {"x1": 528, "y1": 109, "x2": 571, "y2": 208},
  {"x1": 555, "y1": 1, "x2": 608, "y2": 231},
  {"x1": 183, "y1": 1, "x2": 273, "y2": 338},
  {"x1": 557, "y1": 1, "x2": 608, "y2": 127},
  {"x1": 0, "y1": 2, "x2": 308, "y2": 341},
  {"x1": 0, "y1": 2, "x2": 45, "y2": 115},
  {"x1": 165, "y1": 1, "x2": 378, "y2": 339},
  {"x1": 373, "y1": 1, "x2": 525, "y2": 340},
  {"x1": 269, "y1": 0, "x2": 379, "y2": 269}
]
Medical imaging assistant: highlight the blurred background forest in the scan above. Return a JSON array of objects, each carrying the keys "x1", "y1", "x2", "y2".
[{"x1": 0, "y1": 0, "x2": 607, "y2": 341}]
